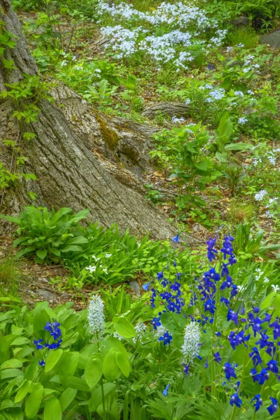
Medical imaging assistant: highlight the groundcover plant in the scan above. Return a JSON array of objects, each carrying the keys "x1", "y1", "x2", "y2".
[{"x1": 1, "y1": 235, "x2": 280, "y2": 419}]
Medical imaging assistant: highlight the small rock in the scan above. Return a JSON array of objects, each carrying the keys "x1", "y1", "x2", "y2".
[
  {"x1": 129, "y1": 281, "x2": 141, "y2": 296},
  {"x1": 260, "y1": 30, "x2": 280, "y2": 48},
  {"x1": 37, "y1": 289, "x2": 57, "y2": 300},
  {"x1": 231, "y1": 16, "x2": 250, "y2": 28}
]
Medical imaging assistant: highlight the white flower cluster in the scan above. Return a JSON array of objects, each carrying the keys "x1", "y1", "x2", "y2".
[
  {"x1": 132, "y1": 322, "x2": 147, "y2": 344},
  {"x1": 255, "y1": 268, "x2": 269, "y2": 283},
  {"x1": 238, "y1": 117, "x2": 248, "y2": 125},
  {"x1": 155, "y1": 324, "x2": 168, "y2": 338},
  {"x1": 97, "y1": 1, "x2": 226, "y2": 70},
  {"x1": 243, "y1": 54, "x2": 261, "y2": 74},
  {"x1": 272, "y1": 285, "x2": 280, "y2": 292},
  {"x1": 254, "y1": 190, "x2": 268, "y2": 201},
  {"x1": 205, "y1": 88, "x2": 225, "y2": 102},
  {"x1": 88, "y1": 295, "x2": 105, "y2": 339},
  {"x1": 181, "y1": 321, "x2": 201, "y2": 364},
  {"x1": 172, "y1": 116, "x2": 186, "y2": 124}
]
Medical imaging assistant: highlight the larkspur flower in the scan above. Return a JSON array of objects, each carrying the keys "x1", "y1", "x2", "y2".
[
  {"x1": 267, "y1": 397, "x2": 278, "y2": 415},
  {"x1": 183, "y1": 363, "x2": 190, "y2": 375},
  {"x1": 34, "y1": 339, "x2": 44, "y2": 350},
  {"x1": 159, "y1": 331, "x2": 173, "y2": 345},
  {"x1": 181, "y1": 321, "x2": 201, "y2": 364},
  {"x1": 214, "y1": 351, "x2": 221, "y2": 363},
  {"x1": 250, "y1": 347, "x2": 262, "y2": 367},
  {"x1": 251, "y1": 394, "x2": 263, "y2": 412},
  {"x1": 88, "y1": 295, "x2": 105, "y2": 340},
  {"x1": 230, "y1": 392, "x2": 242, "y2": 407},
  {"x1": 267, "y1": 360, "x2": 279, "y2": 374},
  {"x1": 223, "y1": 362, "x2": 236, "y2": 381},
  {"x1": 39, "y1": 360, "x2": 45, "y2": 367}
]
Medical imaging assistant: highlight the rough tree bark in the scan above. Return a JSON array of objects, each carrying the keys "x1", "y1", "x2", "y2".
[{"x1": 0, "y1": 0, "x2": 200, "y2": 244}]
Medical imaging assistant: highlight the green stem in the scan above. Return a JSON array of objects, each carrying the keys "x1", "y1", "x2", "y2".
[{"x1": 97, "y1": 335, "x2": 106, "y2": 420}]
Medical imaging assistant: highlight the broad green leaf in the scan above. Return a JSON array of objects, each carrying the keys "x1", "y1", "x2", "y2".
[
  {"x1": 43, "y1": 397, "x2": 62, "y2": 420},
  {"x1": 59, "y1": 388, "x2": 77, "y2": 412},
  {"x1": 1, "y1": 359, "x2": 23, "y2": 370},
  {"x1": 14, "y1": 380, "x2": 32, "y2": 403},
  {"x1": 115, "y1": 352, "x2": 130, "y2": 377},
  {"x1": 114, "y1": 318, "x2": 136, "y2": 339},
  {"x1": 103, "y1": 349, "x2": 119, "y2": 381},
  {"x1": 58, "y1": 352, "x2": 79, "y2": 377},
  {"x1": 36, "y1": 250, "x2": 47, "y2": 260},
  {"x1": 25, "y1": 383, "x2": 43, "y2": 419},
  {"x1": 45, "y1": 349, "x2": 63, "y2": 373},
  {"x1": 84, "y1": 356, "x2": 102, "y2": 389}
]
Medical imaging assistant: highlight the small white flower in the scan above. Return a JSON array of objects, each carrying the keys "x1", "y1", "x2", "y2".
[
  {"x1": 85, "y1": 265, "x2": 96, "y2": 273},
  {"x1": 271, "y1": 285, "x2": 280, "y2": 293},
  {"x1": 264, "y1": 277, "x2": 269, "y2": 284},
  {"x1": 113, "y1": 332, "x2": 122, "y2": 340},
  {"x1": 185, "y1": 98, "x2": 191, "y2": 105},
  {"x1": 95, "y1": 69, "x2": 101, "y2": 73},
  {"x1": 234, "y1": 91, "x2": 244, "y2": 97},
  {"x1": 132, "y1": 322, "x2": 147, "y2": 344},
  {"x1": 237, "y1": 43, "x2": 244, "y2": 48},
  {"x1": 105, "y1": 253, "x2": 112, "y2": 258},
  {"x1": 238, "y1": 117, "x2": 248, "y2": 124}
]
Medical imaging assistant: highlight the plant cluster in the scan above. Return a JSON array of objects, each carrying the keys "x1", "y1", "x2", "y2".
[{"x1": 1, "y1": 235, "x2": 280, "y2": 419}]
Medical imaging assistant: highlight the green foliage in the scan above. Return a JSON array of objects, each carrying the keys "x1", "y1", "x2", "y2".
[{"x1": 0, "y1": 207, "x2": 90, "y2": 264}]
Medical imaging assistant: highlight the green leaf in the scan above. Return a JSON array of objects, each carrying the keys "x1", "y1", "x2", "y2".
[
  {"x1": 115, "y1": 352, "x2": 130, "y2": 377},
  {"x1": 43, "y1": 397, "x2": 62, "y2": 420},
  {"x1": 14, "y1": 380, "x2": 32, "y2": 403},
  {"x1": 59, "y1": 388, "x2": 77, "y2": 412},
  {"x1": 25, "y1": 383, "x2": 43, "y2": 419},
  {"x1": 45, "y1": 349, "x2": 63, "y2": 373},
  {"x1": 58, "y1": 352, "x2": 79, "y2": 377},
  {"x1": 103, "y1": 349, "x2": 119, "y2": 381},
  {"x1": 89, "y1": 383, "x2": 116, "y2": 412},
  {"x1": 114, "y1": 318, "x2": 136, "y2": 338},
  {"x1": 84, "y1": 356, "x2": 103, "y2": 389},
  {"x1": 36, "y1": 250, "x2": 47, "y2": 260}
]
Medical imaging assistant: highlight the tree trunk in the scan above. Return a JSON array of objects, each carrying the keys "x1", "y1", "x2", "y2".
[{"x1": 0, "y1": 0, "x2": 200, "y2": 245}]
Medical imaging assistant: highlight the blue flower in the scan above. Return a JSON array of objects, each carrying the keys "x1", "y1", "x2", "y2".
[
  {"x1": 227, "y1": 309, "x2": 239, "y2": 325},
  {"x1": 183, "y1": 363, "x2": 190, "y2": 376},
  {"x1": 45, "y1": 339, "x2": 62, "y2": 350},
  {"x1": 267, "y1": 397, "x2": 278, "y2": 415},
  {"x1": 204, "y1": 299, "x2": 216, "y2": 314},
  {"x1": 151, "y1": 317, "x2": 161, "y2": 330},
  {"x1": 270, "y1": 320, "x2": 280, "y2": 341},
  {"x1": 34, "y1": 339, "x2": 44, "y2": 350},
  {"x1": 249, "y1": 347, "x2": 262, "y2": 367},
  {"x1": 172, "y1": 235, "x2": 179, "y2": 243},
  {"x1": 44, "y1": 322, "x2": 61, "y2": 340},
  {"x1": 223, "y1": 362, "x2": 237, "y2": 381},
  {"x1": 142, "y1": 281, "x2": 152, "y2": 291},
  {"x1": 163, "y1": 384, "x2": 170, "y2": 396},
  {"x1": 159, "y1": 331, "x2": 172, "y2": 345},
  {"x1": 206, "y1": 236, "x2": 218, "y2": 262},
  {"x1": 251, "y1": 394, "x2": 263, "y2": 412},
  {"x1": 214, "y1": 352, "x2": 221, "y2": 363},
  {"x1": 253, "y1": 368, "x2": 270, "y2": 385},
  {"x1": 157, "y1": 271, "x2": 164, "y2": 280},
  {"x1": 267, "y1": 360, "x2": 279, "y2": 374},
  {"x1": 38, "y1": 360, "x2": 45, "y2": 367},
  {"x1": 230, "y1": 392, "x2": 242, "y2": 408}
]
